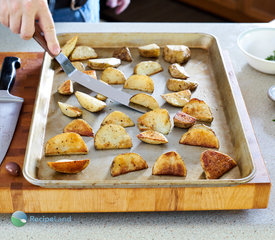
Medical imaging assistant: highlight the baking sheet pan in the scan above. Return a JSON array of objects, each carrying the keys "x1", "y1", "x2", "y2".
[{"x1": 23, "y1": 33, "x2": 255, "y2": 188}]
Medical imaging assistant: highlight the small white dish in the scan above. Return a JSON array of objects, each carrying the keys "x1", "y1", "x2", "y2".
[
  {"x1": 268, "y1": 85, "x2": 275, "y2": 102},
  {"x1": 238, "y1": 27, "x2": 275, "y2": 74}
]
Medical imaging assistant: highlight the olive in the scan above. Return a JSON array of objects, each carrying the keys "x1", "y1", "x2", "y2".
[{"x1": 5, "y1": 162, "x2": 21, "y2": 176}]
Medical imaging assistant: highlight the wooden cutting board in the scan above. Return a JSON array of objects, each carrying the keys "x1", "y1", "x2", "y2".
[{"x1": 0, "y1": 52, "x2": 271, "y2": 213}]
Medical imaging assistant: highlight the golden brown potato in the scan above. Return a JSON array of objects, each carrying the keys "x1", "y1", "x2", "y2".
[
  {"x1": 101, "y1": 111, "x2": 135, "y2": 127},
  {"x1": 179, "y1": 124, "x2": 219, "y2": 148},
  {"x1": 94, "y1": 124, "x2": 132, "y2": 150},
  {"x1": 173, "y1": 111, "x2": 196, "y2": 128},
  {"x1": 134, "y1": 61, "x2": 163, "y2": 76},
  {"x1": 58, "y1": 102, "x2": 82, "y2": 118},
  {"x1": 113, "y1": 47, "x2": 133, "y2": 62},
  {"x1": 83, "y1": 70, "x2": 97, "y2": 79},
  {"x1": 137, "y1": 130, "x2": 168, "y2": 144},
  {"x1": 152, "y1": 151, "x2": 187, "y2": 177},
  {"x1": 47, "y1": 159, "x2": 89, "y2": 174},
  {"x1": 61, "y1": 35, "x2": 78, "y2": 57},
  {"x1": 200, "y1": 149, "x2": 237, "y2": 179},
  {"x1": 101, "y1": 67, "x2": 126, "y2": 85},
  {"x1": 71, "y1": 61, "x2": 85, "y2": 71},
  {"x1": 87, "y1": 58, "x2": 121, "y2": 70},
  {"x1": 138, "y1": 43, "x2": 160, "y2": 58},
  {"x1": 124, "y1": 75, "x2": 154, "y2": 93},
  {"x1": 64, "y1": 119, "x2": 94, "y2": 137},
  {"x1": 168, "y1": 63, "x2": 190, "y2": 79},
  {"x1": 75, "y1": 91, "x2": 106, "y2": 113},
  {"x1": 58, "y1": 80, "x2": 73, "y2": 95},
  {"x1": 137, "y1": 108, "x2": 171, "y2": 135},
  {"x1": 96, "y1": 93, "x2": 107, "y2": 101},
  {"x1": 166, "y1": 78, "x2": 198, "y2": 92},
  {"x1": 45, "y1": 132, "x2": 88, "y2": 156},
  {"x1": 182, "y1": 98, "x2": 213, "y2": 123},
  {"x1": 70, "y1": 46, "x2": 97, "y2": 61},
  {"x1": 130, "y1": 93, "x2": 159, "y2": 110},
  {"x1": 111, "y1": 153, "x2": 148, "y2": 177},
  {"x1": 163, "y1": 45, "x2": 191, "y2": 64},
  {"x1": 161, "y1": 90, "x2": 191, "y2": 107}
]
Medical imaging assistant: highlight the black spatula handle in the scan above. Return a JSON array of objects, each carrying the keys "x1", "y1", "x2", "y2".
[{"x1": 0, "y1": 57, "x2": 21, "y2": 92}]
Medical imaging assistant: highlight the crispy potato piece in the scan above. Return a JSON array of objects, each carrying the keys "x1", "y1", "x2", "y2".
[
  {"x1": 75, "y1": 91, "x2": 106, "y2": 112},
  {"x1": 124, "y1": 75, "x2": 154, "y2": 93},
  {"x1": 138, "y1": 43, "x2": 160, "y2": 58},
  {"x1": 101, "y1": 111, "x2": 134, "y2": 127},
  {"x1": 64, "y1": 119, "x2": 94, "y2": 137},
  {"x1": 200, "y1": 149, "x2": 237, "y2": 179},
  {"x1": 163, "y1": 45, "x2": 191, "y2": 64},
  {"x1": 96, "y1": 93, "x2": 107, "y2": 101},
  {"x1": 113, "y1": 47, "x2": 133, "y2": 62},
  {"x1": 58, "y1": 102, "x2": 82, "y2": 118},
  {"x1": 168, "y1": 63, "x2": 190, "y2": 79},
  {"x1": 94, "y1": 124, "x2": 132, "y2": 150},
  {"x1": 70, "y1": 46, "x2": 97, "y2": 61},
  {"x1": 173, "y1": 111, "x2": 196, "y2": 128},
  {"x1": 167, "y1": 78, "x2": 198, "y2": 92},
  {"x1": 72, "y1": 61, "x2": 85, "y2": 71},
  {"x1": 111, "y1": 153, "x2": 148, "y2": 177},
  {"x1": 47, "y1": 159, "x2": 89, "y2": 173},
  {"x1": 130, "y1": 93, "x2": 159, "y2": 110},
  {"x1": 137, "y1": 108, "x2": 171, "y2": 135},
  {"x1": 87, "y1": 58, "x2": 121, "y2": 70},
  {"x1": 58, "y1": 80, "x2": 73, "y2": 95},
  {"x1": 83, "y1": 70, "x2": 97, "y2": 79},
  {"x1": 45, "y1": 132, "x2": 88, "y2": 155},
  {"x1": 101, "y1": 67, "x2": 126, "y2": 84},
  {"x1": 61, "y1": 35, "x2": 78, "y2": 57},
  {"x1": 137, "y1": 130, "x2": 168, "y2": 144},
  {"x1": 179, "y1": 124, "x2": 219, "y2": 148},
  {"x1": 182, "y1": 98, "x2": 213, "y2": 123},
  {"x1": 161, "y1": 90, "x2": 191, "y2": 107},
  {"x1": 152, "y1": 151, "x2": 187, "y2": 177},
  {"x1": 134, "y1": 61, "x2": 163, "y2": 76}
]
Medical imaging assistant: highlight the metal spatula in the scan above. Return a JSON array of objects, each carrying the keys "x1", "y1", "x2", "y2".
[{"x1": 33, "y1": 24, "x2": 145, "y2": 113}]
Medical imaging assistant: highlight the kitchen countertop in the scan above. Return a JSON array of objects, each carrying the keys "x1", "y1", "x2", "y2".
[{"x1": 0, "y1": 22, "x2": 274, "y2": 239}]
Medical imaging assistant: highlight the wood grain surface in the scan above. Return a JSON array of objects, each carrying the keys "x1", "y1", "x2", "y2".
[{"x1": 0, "y1": 52, "x2": 271, "y2": 213}]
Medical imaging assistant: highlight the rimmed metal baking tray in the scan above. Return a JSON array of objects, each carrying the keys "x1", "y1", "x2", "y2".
[{"x1": 23, "y1": 32, "x2": 256, "y2": 188}]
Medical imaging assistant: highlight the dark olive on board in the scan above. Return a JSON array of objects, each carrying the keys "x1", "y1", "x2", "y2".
[{"x1": 5, "y1": 162, "x2": 21, "y2": 176}]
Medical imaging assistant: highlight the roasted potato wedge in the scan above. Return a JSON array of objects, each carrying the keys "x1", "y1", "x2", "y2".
[
  {"x1": 96, "y1": 93, "x2": 107, "y2": 101},
  {"x1": 173, "y1": 111, "x2": 196, "y2": 128},
  {"x1": 179, "y1": 124, "x2": 219, "y2": 148},
  {"x1": 94, "y1": 124, "x2": 132, "y2": 150},
  {"x1": 168, "y1": 63, "x2": 190, "y2": 79},
  {"x1": 70, "y1": 46, "x2": 97, "y2": 61},
  {"x1": 64, "y1": 119, "x2": 94, "y2": 137},
  {"x1": 101, "y1": 111, "x2": 135, "y2": 127},
  {"x1": 163, "y1": 45, "x2": 191, "y2": 64},
  {"x1": 87, "y1": 58, "x2": 121, "y2": 70},
  {"x1": 101, "y1": 67, "x2": 126, "y2": 84},
  {"x1": 152, "y1": 151, "x2": 187, "y2": 177},
  {"x1": 137, "y1": 130, "x2": 168, "y2": 144},
  {"x1": 201, "y1": 149, "x2": 237, "y2": 179},
  {"x1": 45, "y1": 132, "x2": 88, "y2": 156},
  {"x1": 134, "y1": 61, "x2": 163, "y2": 76},
  {"x1": 130, "y1": 93, "x2": 159, "y2": 110},
  {"x1": 72, "y1": 61, "x2": 85, "y2": 71},
  {"x1": 113, "y1": 47, "x2": 133, "y2": 62},
  {"x1": 111, "y1": 153, "x2": 148, "y2": 177},
  {"x1": 137, "y1": 108, "x2": 171, "y2": 135},
  {"x1": 182, "y1": 98, "x2": 213, "y2": 123},
  {"x1": 58, "y1": 80, "x2": 73, "y2": 95},
  {"x1": 161, "y1": 90, "x2": 191, "y2": 107},
  {"x1": 47, "y1": 159, "x2": 89, "y2": 174},
  {"x1": 167, "y1": 78, "x2": 198, "y2": 92},
  {"x1": 83, "y1": 70, "x2": 97, "y2": 79},
  {"x1": 75, "y1": 91, "x2": 106, "y2": 112},
  {"x1": 124, "y1": 75, "x2": 154, "y2": 93},
  {"x1": 138, "y1": 43, "x2": 160, "y2": 58},
  {"x1": 58, "y1": 102, "x2": 82, "y2": 118},
  {"x1": 61, "y1": 35, "x2": 78, "y2": 57}
]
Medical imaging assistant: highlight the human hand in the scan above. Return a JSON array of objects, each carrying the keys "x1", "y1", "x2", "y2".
[
  {"x1": 0, "y1": 0, "x2": 60, "y2": 55},
  {"x1": 106, "y1": 0, "x2": 130, "y2": 14}
]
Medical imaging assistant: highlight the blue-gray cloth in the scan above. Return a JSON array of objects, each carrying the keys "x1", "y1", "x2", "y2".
[{"x1": 52, "y1": 0, "x2": 100, "y2": 22}]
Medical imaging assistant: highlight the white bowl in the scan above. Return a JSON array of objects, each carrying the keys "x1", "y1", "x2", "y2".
[{"x1": 238, "y1": 27, "x2": 275, "y2": 74}]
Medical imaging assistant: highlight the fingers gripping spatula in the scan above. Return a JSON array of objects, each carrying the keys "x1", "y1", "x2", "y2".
[
  {"x1": 0, "y1": 57, "x2": 22, "y2": 166},
  {"x1": 33, "y1": 24, "x2": 145, "y2": 113}
]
